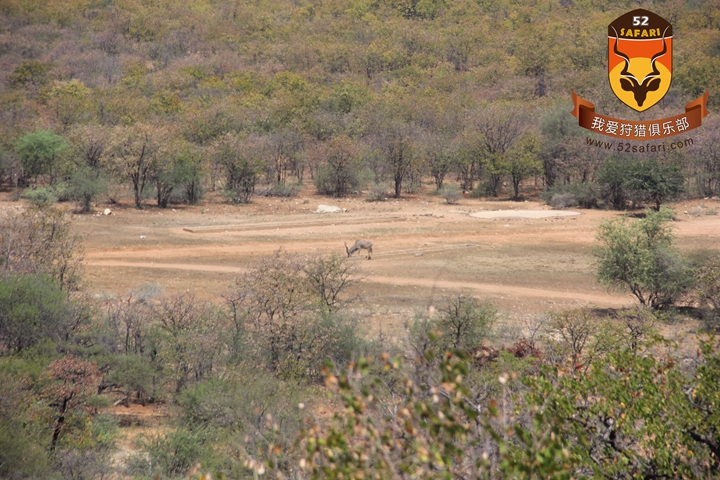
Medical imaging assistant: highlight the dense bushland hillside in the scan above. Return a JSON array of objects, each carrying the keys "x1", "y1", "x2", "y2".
[{"x1": 0, "y1": 0, "x2": 718, "y2": 206}]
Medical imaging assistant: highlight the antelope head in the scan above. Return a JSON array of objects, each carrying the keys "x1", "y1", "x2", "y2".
[{"x1": 612, "y1": 26, "x2": 668, "y2": 108}]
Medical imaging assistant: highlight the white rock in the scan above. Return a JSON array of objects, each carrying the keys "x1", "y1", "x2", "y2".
[
  {"x1": 103, "y1": 208, "x2": 112, "y2": 215},
  {"x1": 314, "y1": 205, "x2": 342, "y2": 214}
]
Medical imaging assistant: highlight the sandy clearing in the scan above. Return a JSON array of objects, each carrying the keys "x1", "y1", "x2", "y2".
[
  {"x1": 182, "y1": 215, "x2": 406, "y2": 233},
  {"x1": 52, "y1": 190, "x2": 720, "y2": 318},
  {"x1": 469, "y1": 210, "x2": 582, "y2": 219},
  {"x1": 86, "y1": 260, "x2": 247, "y2": 274},
  {"x1": 85, "y1": 259, "x2": 629, "y2": 307},
  {"x1": 368, "y1": 275, "x2": 631, "y2": 306}
]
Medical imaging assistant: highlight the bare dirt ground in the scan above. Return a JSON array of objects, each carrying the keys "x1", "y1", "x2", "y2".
[{"x1": 4, "y1": 186, "x2": 717, "y2": 338}]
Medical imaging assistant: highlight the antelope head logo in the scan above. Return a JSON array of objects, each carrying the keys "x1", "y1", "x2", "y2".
[
  {"x1": 607, "y1": 10, "x2": 672, "y2": 112},
  {"x1": 612, "y1": 27, "x2": 669, "y2": 109}
]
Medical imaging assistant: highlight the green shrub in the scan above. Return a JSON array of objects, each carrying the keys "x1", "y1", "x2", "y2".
[
  {"x1": 177, "y1": 373, "x2": 309, "y2": 478},
  {"x1": 142, "y1": 427, "x2": 210, "y2": 477},
  {"x1": 543, "y1": 182, "x2": 598, "y2": 209},
  {"x1": 14, "y1": 130, "x2": 67, "y2": 184},
  {"x1": 104, "y1": 355, "x2": 157, "y2": 402},
  {"x1": 257, "y1": 182, "x2": 303, "y2": 197},
  {"x1": 0, "y1": 274, "x2": 78, "y2": 353},
  {"x1": 314, "y1": 137, "x2": 362, "y2": 197},
  {"x1": 410, "y1": 295, "x2": 497, "y2": 357},
  {"x1": 21, "y1": 187, "x2": 59, "y2": 206},
  {"x1": 67, "y1": 167, "x2": 108, "y2": 212},
  {"x1": 595, "y1": 207, "x2": 692, "y2": 309},
  {"x1": 365, "y1": 182, "x2": 389, "y2": 201},
  {"x1": 314, "y1": 162, "x2": 361, "y2": 197},
  {"x1": 438, "y1": 184, "x2": 462, "y2": 204}
]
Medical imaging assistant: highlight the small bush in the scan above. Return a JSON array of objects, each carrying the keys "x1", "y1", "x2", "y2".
[
  {"x1": 543, "y1": 182, "x2": 598, "y2": 209},
  {"x1": 550, "y1": 192, "x2": 576, "y2": 208},
  {"x1": 438, "y1": 184, "x2": 461, "y2": 204},
  {"x1": 469, "y1": 185, "x2": 485, "y2": 198},
  {"x1": 596, "y1": 207, "x2": 692, "y2": 309},
  {"x1": 142, "y1": 427, "x2": 210, "y2": 477},
  {"x1": 410, "y1": 295, "x2": 497, "y2": 357},
  {"x1": 170, "y1": 181, "x2": 205, "y2": 205},
  {"x1": 314, "y1": 163, "x2": 361, "y2": 197},
  {"x1": 404, "y1": 170, "x2": 422, "y2": 194},
  {"x1": 689, "y1": 205, "x2": 704, "y2": 216},
  {"x1": 699, "y1": 308, "x2": 720, "y2": 332},
  {"x1": 21, "y1": 187, "x2": 58, "y2": 206},
  {"x1": 0, "y1": 274, "x2": 79, "y2": 353},
  {"x1": 366, "y1": 182, "x2": 389, "y2": 201},
  {"x1": 256, "y1": 182, "x2": 303, "y2": 198}
]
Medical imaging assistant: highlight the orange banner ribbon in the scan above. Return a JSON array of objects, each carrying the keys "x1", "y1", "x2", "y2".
[{"x1": 571, "y1": 91, "x2": 709, "y2": 140}]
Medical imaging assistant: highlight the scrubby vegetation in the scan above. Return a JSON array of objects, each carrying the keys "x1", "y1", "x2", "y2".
[{"x1": 1, "y1": 204, "x2": 720, "y2": 478}]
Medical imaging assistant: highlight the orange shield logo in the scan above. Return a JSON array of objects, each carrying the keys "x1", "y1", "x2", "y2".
[{"x1": 608, "y1": 9, "x2": 672, "y2": 112}]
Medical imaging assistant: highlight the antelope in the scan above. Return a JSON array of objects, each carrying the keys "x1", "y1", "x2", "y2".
[
  {"x1": 344, "y1": 240, "x2": 373, "y2": 260},
  {"x1": 612, "y1": 26, "x2": 669, "y2": 108}
]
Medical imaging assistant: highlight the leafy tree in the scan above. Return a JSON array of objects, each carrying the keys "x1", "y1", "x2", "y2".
[
  {"x1": 597, "y1": 155, "x2": 632, "y2": 210},
  {"x1": 433, "y1": 294, "x2": 497, "y2": 352},
  {"x1": 67, "y1": 166, "x2": 108, "y2": 213},
  {"x1": 625, "y1": 159, "x2": 685, "y2": 211},
  {"x1": 151, "y1": 294, "x2": 225, "y2": 393},
  {"x1": 39, "y1": 356, "x2": 101, "y2": 451},
  {"x1": 152, "y1": 139, "x2": 204, "y2": 208},
  {"x1": 14, "y1": 130, "x2": 68, "y2": 186},
  {"x1": 693, "y1": 121, "x2": 720, "y2": 196},
  {"x1": 595, "y1": 207, "x2": 691, "y2": 309},
  {"x1": 472, "y1": 107, "x2": 527, "y2": 197},
  {"x1": 215, "y1": 133, "x2": 263, "y2": 204},
  {"x1": 314, "y1": 136, "x2": 362, "y2": 197},
  {"x1": 374, "y1": 119, "x2": 417, "y2": 198},
  {"x1": 44, "y1": 80, "x2": 92, "y2": 131},
  {"x1": 540, "y1": 106, "x2": 587, "y2": 187},
  {"x1": 66, "y1": 125, "x2": 110, "y2": 212},
  {"x1": 265, "y1": 128, "x2": 305, "y2": 185},
  {"x1": 0, "y1": 206, "x2": 84, "y2": 291},
  {"x1": 225, "y1": 251, "x2": 362, "y2": 381},
  {"x1": 0, "y1": 373, "x2": 55, "y2": 479},
  {"x1": 421, "y1": 130, "x2": 458, "y2": 190},
  {"x1": 507, "y1": 133, "x2": 542, "y2": 199},
  {"x1": 0, "y1": 274, "x2": 79, "y2": 353},
  {"x1": 109, "y1": 123, "x2": 163, "y2": 208},
  {"x1": 9, "y1": 60, "x2": 52, "y2": 89}
]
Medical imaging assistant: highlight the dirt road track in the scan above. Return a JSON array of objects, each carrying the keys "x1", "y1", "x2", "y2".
[
  {"x1": 86, "y1": 260, "x2": 246, "y2": 274},
  {"x1": 369, "y1": 276, "x2": 630, "y2": 306},
  {"x1": 85, "y1": 259, "x2": 630, "y2": 307}
]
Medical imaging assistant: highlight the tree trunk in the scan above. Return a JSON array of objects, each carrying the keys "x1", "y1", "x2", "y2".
[
  {"x1": 51, "y1": 395, "x2": 71, "y2": 451},
  {"x1": 512, "y1": 175, "x2": 521, "y2": 198}
]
